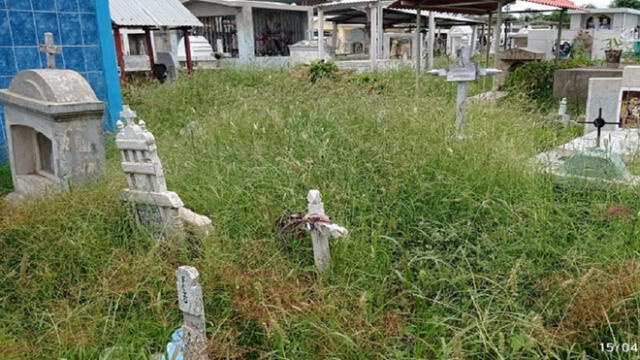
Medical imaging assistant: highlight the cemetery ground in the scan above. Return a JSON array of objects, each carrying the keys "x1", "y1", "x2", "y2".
[{"x1": 2, "y1": 67, "x2": 640, "y2": 360}]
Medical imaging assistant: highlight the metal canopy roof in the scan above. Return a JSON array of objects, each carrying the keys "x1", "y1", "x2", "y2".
[
  {"x1": 110, "y1": 0, "x2": 203, "y2": 28},
  {"x1": 326, "y1": 7, "x2": 483, "y2": 27},
  {"x1": 390, "y1": 0, "x2": 517, "y2": 15}
]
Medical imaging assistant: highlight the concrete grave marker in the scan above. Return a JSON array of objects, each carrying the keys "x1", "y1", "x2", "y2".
[
  {"x1": 306, "y1": 190, "x2": 348, "y2": 272},
  {"x1": 585, "y1": 66, "x2": 640, "y2": 134},
  {"x1": 427, "y1": 46, "x2": 500, "y2": 138},
  {"x1": 116, "y1": 106, "x2": 212, "y2": 239},
  {"x1": 175, "y1": 266, "x2": 208, "y2": 360},
  {"x1": 0, "y1": 33, "x2": 105, "y2": 202}
]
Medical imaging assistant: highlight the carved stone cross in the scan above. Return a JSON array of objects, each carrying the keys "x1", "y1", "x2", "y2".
[
  {"x1": 120, "y1": 105, "x2": 137, "y2": 125},
  {"x1": 39, "y1": 32, "x2": 62, "y2": 69},
  {"x1": 428, "y1": 46, "x2": 501, "y2": 139}
]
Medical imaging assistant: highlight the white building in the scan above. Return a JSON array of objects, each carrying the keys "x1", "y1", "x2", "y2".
[
  {"x1": 524, "y1": 8, "x2": 640, "y2": 60},
  {"x1": 180, "y1": 0, "x2": 313, "y2": 63}
]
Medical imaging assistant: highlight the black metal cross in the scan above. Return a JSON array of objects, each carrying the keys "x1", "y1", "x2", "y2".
[{"x1": 576, "y1": 108, "x2": 622, "y2": 147}]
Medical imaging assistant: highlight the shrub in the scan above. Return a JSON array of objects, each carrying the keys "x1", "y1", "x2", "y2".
[
  {"x1": 505, "y1": 58, "x2": 601, "y2": 110},
  {"x1": 307, "y1": 60, "x2": 340, "y2": 83}
]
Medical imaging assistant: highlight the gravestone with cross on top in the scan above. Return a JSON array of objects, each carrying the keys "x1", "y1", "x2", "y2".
[
  {"x1": 115, "y1": 105, "x2": 213, "y2": 239},
  {"x1": 428, "y1": 46, "x2": 501, "y2": 139}
]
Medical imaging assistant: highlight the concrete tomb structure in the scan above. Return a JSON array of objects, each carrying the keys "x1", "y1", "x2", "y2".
[
  {"x1": 116, "y1": 106, "x2": 212, "y2": 239},
  {"x1": 554, "y1": 67, "x2": 623, "y2": 106},
  {"x1": 0, "y1": 34, "x2": 106, "y2": 200},
  {"x1": 585, "y1": 66, "x2": 640, "y2": 134},
  {"x1": 496, "y1": 47, "x2": 544, "y2": 88},
  {"x1": 534, "y1": 66, "x2": 640, "y2": 185}
]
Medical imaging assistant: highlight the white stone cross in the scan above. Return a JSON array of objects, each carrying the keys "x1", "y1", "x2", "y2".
[
  {"x1": 306, "y1": 190, "x2": 348, "y2": 272},
  {"x1": 39, "y1": 32, "x2": 62, "y2": 69},
  {"x1": 176, "y1": 266, "x2": 208, "y2": 360},
  {"x1": 428, "y1": 46, "x2": 501, "y2": 139},
  {"x1": 120, "y1": 105, "x2": 137, "y2": 125}
]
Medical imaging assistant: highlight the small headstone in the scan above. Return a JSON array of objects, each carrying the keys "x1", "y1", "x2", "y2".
[
  {"x1": 175, "y1": 266, "x2": 208, "y2": 360},
  {"x1": 556, "y1": 98, "x2": 571, "y2": 127},
  {"x1": 115, "y1": 106, "x2": 212, "y2": 239}
]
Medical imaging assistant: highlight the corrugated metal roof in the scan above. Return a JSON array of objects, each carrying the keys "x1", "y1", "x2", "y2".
[{"x1": 110, "y1": 0, "x2": 203, "y2": 28}]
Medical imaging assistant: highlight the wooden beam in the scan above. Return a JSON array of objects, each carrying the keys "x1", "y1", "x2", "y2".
[
  {"x1": 183, "y1": 28, "x2": 193, "y2": 74},
  {"x1": 144, "y1": 28, "x2": 155, "y2": 68},
  {"x1": 113, "y1": 25, "x2": 126, "y2": 82}
]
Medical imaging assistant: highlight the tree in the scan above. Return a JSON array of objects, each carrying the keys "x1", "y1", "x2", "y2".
[
  {"x1": 583, "y1": 3, "x2": 597, "y2": 8},
  {"x1": 610, "y1": 0, "x2": 640, "y2": 9}
]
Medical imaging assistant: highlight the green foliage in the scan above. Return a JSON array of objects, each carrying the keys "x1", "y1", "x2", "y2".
[
  {"x1": 603, "y1": 37, "x2": 623, "y2": 51},
  {"x1": 0, "y1": 165, "x2": 12, "y2": 195},
  {"x1": 505, "y1": 58, "x2": 601, "y2": 110},
  {"x1": 307, "y1": 60, "x2": 340, "y2": 83},
  {"x1": 610, "y1": 0, "x2": 640, "y2": 9},
  {"x1": 3, "y1": 69, "x2": 640, "y2": 359}
]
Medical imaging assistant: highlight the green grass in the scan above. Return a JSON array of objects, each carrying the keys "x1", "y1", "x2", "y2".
[
  {"x1": 0, "y1": 165, "x2": 12, "y2": 195},
  {"x1": 2, "y1": 67, "x2": 640, "y2": 359}
]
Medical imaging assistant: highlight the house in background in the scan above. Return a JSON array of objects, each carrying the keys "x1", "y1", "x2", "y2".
[
  {"x1": 180, "y1": 0, "x2": 313, "y2": 64},
  {"x1": 523, "y1": 8, "x2": 640, "y2": 60},
  {"x1": 0, "y1": 0, "x2": 122, "y2": 163},
  {"x1": 110, "y1": 0, "x2": 202, "y2": 80}
]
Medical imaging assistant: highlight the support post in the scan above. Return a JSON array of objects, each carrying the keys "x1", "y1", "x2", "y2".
[
  {"x1": 415, "y1": 6, "x2": 421, "y2": 90},
  {"x1": 470, "y1": 25, "x2": 477, "y2": 55},
  {"x1": 144, "y1": 28, "x2": 155, "y2": 68},
  {"x1": 176, "y1": 266, "x2": 208, "y2": 360},
  {"x1": 307, "y1": 8, "x2": 314, "y2": 40},
  {"x1": 493, "y1": 1, "x2": 502, "y2": 68},
  {"x1": 369, "y1": 4, "x2": 377, "y2": 69},
  {"x1": 332, "y1": 21, "x2": 338, "y2": 50},
  {"x1": 377, "y1": 2, "x2": 384, "y2": 60},
  {"x1": 318, "y1": 9, "x2": 325, "y2": 60},
  {"x1": 428, "y1": 11, "x2": 435, "y2": 70},
  {"x1": 113, "y1": 26, "x2": 126, "y2": 82},
  {"x1": 183, "y1": 28, "x2": 193, "y2": 74},
  {"x1": 485, "y1": 13, "x2": 492, "y2": 66},
  {"x1": 307, "y1": 190, "x2": 331, "y2": 272},
  {"x1": 555, "y1": 10, "x2": 565, "y2": 60}
]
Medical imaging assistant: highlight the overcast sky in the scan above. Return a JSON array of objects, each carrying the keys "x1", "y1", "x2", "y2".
[{"x1": 507, "y1": 0, "x2": 612, "y2": 11}]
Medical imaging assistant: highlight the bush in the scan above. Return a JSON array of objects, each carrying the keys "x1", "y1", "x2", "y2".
[
  {"x1": 307, "y1": 60, "x2": 340, "y2": 83},
  {"x1": 505, "y1": 58, "x2": 601, "y2": 110}
]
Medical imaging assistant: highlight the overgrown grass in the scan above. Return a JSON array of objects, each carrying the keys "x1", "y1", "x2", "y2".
[{"x1": 2, "y1": 68, "x2": 639, "y2": 359}]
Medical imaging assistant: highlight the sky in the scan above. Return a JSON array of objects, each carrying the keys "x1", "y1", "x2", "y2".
[{"x1": 508, "y1": 0, "x2": 612, "y2": 11}]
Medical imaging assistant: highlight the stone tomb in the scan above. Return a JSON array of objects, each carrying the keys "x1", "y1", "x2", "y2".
[
  {"x1": 585, "y1": 66, "x2": 640, "y2": 134},
  {"x1": 495, "y1": 47, "x2": 545, "y2": 88},
  {"x1": 0, "y1": 69, "x2": 105, "y2": 200}
]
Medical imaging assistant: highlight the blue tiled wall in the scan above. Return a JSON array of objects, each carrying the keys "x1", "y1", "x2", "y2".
[{"x1": 0, "y1": 0, "x2": 120, "y2": 163}]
